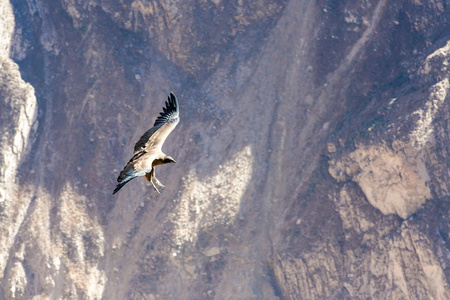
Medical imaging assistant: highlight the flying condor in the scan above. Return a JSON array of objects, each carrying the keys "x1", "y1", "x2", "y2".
[{"x1": 113, "y1": 92, "x2": 180, "y2": 194}]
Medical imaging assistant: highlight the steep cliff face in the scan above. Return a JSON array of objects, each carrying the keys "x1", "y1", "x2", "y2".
[{"x1": 1, "y1": 0, "x2": 450, "y2": 299}]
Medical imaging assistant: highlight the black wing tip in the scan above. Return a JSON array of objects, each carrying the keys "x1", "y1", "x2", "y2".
[
  {"x1": 168, "y1": 92, "x2": 178, "y2": 110},
  {"x1": 164, "y1": 92, "x2": 177, "y2": 111},
  {"x1": 153, "y1": 92, "x2": 179, "y2": 126}
]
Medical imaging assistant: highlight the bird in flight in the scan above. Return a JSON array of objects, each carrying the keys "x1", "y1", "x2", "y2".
[{"x1": 113, "y1": 92, "x2": 180, "y2": 195}]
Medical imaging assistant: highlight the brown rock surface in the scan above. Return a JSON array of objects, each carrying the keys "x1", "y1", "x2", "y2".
[{"x1": 2, "y1": 0, "x2": 450, "y2": 299}]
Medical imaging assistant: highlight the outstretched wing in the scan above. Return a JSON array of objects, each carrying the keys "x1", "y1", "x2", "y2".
[{"x1": 134, "y1": 92, "x2": 180, "y2": 153}]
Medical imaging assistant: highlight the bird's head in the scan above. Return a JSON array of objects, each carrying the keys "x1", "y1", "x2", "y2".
[{"x1": 163, "y1": 156, "x2": 177, "y2": 164}]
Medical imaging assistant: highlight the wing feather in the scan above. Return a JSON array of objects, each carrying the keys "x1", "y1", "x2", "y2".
[{"x1": 133, "y1": 92, "x2": 180, "y2": 153}]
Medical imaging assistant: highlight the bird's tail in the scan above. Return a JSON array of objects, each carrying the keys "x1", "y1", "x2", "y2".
[{"x1": 113, "y1": 176, "x2": 135, "y2": 194}]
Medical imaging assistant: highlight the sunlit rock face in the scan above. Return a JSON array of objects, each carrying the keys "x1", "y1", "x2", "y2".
[
  {"x1": 329, "y1": 142, "x2": 432, "y2": 219},
  {"x1": 1, "y1": 0, "x2": 450, "y2": 298}
]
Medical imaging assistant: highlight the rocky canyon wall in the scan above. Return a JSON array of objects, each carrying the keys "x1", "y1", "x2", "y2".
[{"x1": 1, "y1": 0, "x2": 450, "y2": 299}]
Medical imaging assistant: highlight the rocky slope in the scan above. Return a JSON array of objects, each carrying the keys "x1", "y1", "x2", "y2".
[{"x1": 1, "y1": 0, "x2": 450, "y2": 299}]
